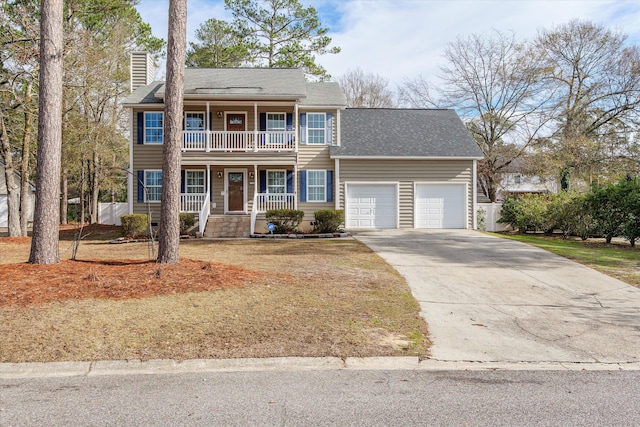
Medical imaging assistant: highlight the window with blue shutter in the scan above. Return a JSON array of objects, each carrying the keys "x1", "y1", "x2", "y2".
[
  {"x1": 137, "y1": 113, "x2": 144, "y2": 144},
  {"x1": 299, "y1": 113, "x2": 307, "y2": 145},
  {"x1": 299, "y1": 170, "x2": 307, "y2": 202},
  {"x1": 327, "y1": 170, "x2": 334, "y2": 202},
  {"x1": 259, "y1": 170, "x2": 267, "y2": 193}
]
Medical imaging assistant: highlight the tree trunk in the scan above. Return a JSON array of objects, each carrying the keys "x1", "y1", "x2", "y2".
[
  {"x1": 20, "y1": 84, "x2": 34, "y2": 236},
  {"x1": 90, "y1": 149, "x2": 99, "y2": 224},
  {"x1": 157, "y1": 0, "x2": 187, "y2": 264},
  {"x1": 80, "y1": 159, "x2": 86, "y2": 225},
  {"x1": 60, "y1": 167, "x2": 68, "y2": 225},
  {"x1": 0, "y1": 116, "x2": 21, "y2": 236},
  {"x1": 29, "y1": 0, "x2": 64, "y2": 264}
]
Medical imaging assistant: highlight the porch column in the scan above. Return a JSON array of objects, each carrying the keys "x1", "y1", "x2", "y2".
[
  {"x1": 294, "y1": 163, "x2": 298, "y2": 210},
  {"x1": 206, "y1": 101, "x2": 211, "y2": 152},
  {"x1": 253, "y1": 102, "x2": 258, "y2": 152},
  {"x1": 207, "y1": 164, "x2": 211, "y2": 212},
  {"x1": 294, "y1": 102, "x2": 299, "y2": 153}
]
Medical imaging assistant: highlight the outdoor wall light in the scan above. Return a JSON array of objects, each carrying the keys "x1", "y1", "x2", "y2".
[
  {"x1": 216, "y1": 111, "x2": 223, "y2": 118},
  {"x1": 217, "y1": 172, "x2": 223, "y2": 179},
  {"x1": 249, "y1": 172, "x2": 255, "y2": 179}
]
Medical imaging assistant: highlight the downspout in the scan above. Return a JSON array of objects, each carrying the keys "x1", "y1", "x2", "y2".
[
  {"x1": 335, "y1": 158, "x2": 340, "y2": 210},
  {"x1": 253, "y1": 102, "x2": 258, "y2": 152},
  {"x1": 472, "y1": 159, "x2": 477, "y2": 230}
]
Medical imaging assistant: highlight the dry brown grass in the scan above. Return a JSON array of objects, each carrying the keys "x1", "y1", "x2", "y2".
[{"x1": 0, "y1": 230, "x2": 430, "y2": 363}]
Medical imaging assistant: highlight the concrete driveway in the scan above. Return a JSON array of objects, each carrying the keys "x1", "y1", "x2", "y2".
[{"x1": 355, "y1": 230, "x2": 640, "y2": 364}]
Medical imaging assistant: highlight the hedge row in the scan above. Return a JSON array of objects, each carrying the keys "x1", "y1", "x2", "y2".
[
  {"x1": 265, "y1": 209, "x2": 344, "y2": 234},
  {"x1": 498, "y1": 177, "x2": 640, "y2": 246}
]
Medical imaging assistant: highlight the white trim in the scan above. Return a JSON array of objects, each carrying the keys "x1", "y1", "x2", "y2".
[
  {"x1": 305, "y1": 112, "x2": 327, "y2": 145},
  {"x1": 306, "y1": 170, "x2": 327, "y2": 202},
  {"x1": 331, "y1": 155, "x2": 484, "y2": 160},
  {"x1": 472, "y1": 160, "x2": 478, "y2": 230},
  {"x1": 413, "y1": 181, "x2": 469, "y2": 229},
  {"x1": 224, "y1": 168, "x2": 248, "y2": 214},
  {"x1": 128, "y1": 109, "x2": 134, "y2": 214},
  {"x1": 334, "y1": 159, "x2": 340, "y2": 209},
  {"x1": 181, "y1": 159, "x2": 297, "y2": 166},
  {"x1": 223, "y1": 111, "x2": 248, "y2": 131},
  {"x1": 344, "y1": 181, "x2": 399, "y2": 229}
]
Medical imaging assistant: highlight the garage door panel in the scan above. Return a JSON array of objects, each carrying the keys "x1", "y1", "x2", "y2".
[
  {"x1": 415, "y1": 184, "x2": 466, "y2": 229},
  {"x1": 346, "y1": 184, "x2": 397, "y2": 229}
]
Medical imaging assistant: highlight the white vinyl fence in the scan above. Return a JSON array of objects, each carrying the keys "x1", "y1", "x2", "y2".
[
  {"x1": 98, "y1": 202, "x2": 128, "y2": 225},
  {"x1": 477, "y1": 202, "x2": 511, "y2": 232}
]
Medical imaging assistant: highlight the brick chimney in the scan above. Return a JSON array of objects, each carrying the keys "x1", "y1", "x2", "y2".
[{"x1": 129, "y1": 52, "x2": 155, "y2": 92}]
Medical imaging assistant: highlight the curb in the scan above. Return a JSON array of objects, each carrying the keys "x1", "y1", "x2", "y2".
[{"x1": 2, "y1": 357, "x2": 640, "y2": 379}]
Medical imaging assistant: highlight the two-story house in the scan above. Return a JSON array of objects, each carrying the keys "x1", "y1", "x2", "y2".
[{"x1": 123, "y1": 52, "x2": 483, "y2": 237}]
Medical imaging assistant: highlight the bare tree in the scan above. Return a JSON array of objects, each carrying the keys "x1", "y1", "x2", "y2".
[
  {"x1": 337, "y1": 68, "x2": 396, "y2": 108},
  {"x1": 0, "y1": 114, "x2": 20, "y2": 236},
  {"x1": 157, "y1": 0, "x2": 187, "y2": 264},
  {"x1": 28, "y1": 0, "x2": 63, "y2": 264},
  {"x1": 400, "y1": 31, "x2": 553, "y2": 201},
  {"x1": 535, "y1": 20, "x2": 640, "y2": 189}
]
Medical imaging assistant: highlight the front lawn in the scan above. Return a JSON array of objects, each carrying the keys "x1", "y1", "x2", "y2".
[
  {"x1": 0, "y1": 228, "x2": 429, "y2": 363},
  {"x1": 495, "y1": 233, "x2": 640, "y2": 288}
]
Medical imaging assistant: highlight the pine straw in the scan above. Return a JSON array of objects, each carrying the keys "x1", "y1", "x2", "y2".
[{"x1": 0, "y1": 259, "x2": 264, "y2": 306}]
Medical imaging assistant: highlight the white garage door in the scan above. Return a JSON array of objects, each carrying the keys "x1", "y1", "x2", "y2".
[
  {"x1": 346, "y1": 184, "x2": 397, "y2": 229},
  {"x1": 415, "y1": 184, "x2": 467, "y2": 229},
  {"x1": 0, "y1": 195, "x2": 7, "y2": 227}
]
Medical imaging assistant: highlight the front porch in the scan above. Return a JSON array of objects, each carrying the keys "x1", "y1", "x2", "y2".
[{"x1": 178, "y1": 164, "x2": 297, "y2": 237}]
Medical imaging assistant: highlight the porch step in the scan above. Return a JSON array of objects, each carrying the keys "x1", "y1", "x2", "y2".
[{"x1": 203, "y1": 215, "x2": 251, "y2": 238}]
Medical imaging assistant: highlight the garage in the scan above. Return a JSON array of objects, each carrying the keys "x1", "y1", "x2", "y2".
[
  {"x1": 415, "y1": 183, "x2": 467, "y2": 228},
  {"x1": 346, "y1": 183, "x2": 397, "y2": 229}
]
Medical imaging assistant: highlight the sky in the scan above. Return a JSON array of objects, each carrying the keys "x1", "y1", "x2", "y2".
[{"x1": 135, "y1": 0, "x2": 640, "y2": 90}]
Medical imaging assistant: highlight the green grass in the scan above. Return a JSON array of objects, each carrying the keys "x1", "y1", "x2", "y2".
[{"x1": 495, "y1": 233, "x2": 640, "y2": 288}]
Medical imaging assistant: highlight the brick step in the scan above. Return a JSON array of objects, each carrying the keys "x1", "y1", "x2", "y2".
[{"x1": 203, "y1": 215, "x2": 251, "y2": 238}]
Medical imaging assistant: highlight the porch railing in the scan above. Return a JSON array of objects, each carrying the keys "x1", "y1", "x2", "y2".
[
  {"x1": 182, "y1": 131, "x2": 295, "y2": 152},
  {"x1": 180, "y1": 193, "x2": 206, "y2": 212},
  {"x1": 255, "y1": 193, "x2": 296, "y2": 212},
  {"x1": 198, "y1": 191, "x2": 210, "y2": 236}
]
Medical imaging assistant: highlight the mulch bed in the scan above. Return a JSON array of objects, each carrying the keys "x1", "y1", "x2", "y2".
[{"x1": 0, "y1": 259, "x2": 261, "y2": 306}]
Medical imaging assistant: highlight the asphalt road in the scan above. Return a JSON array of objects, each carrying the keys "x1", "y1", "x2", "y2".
[
  {"x1": 355, "y1": 230, "x2": 640, "y2": 364},
  {"x1": 2, "y1": 369, "x2": 639, "y2": 426}
]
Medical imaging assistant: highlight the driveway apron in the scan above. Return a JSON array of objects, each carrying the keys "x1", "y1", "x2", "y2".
[{"x1": 355, "y1": 230, "x2": 640, "y2": 364}]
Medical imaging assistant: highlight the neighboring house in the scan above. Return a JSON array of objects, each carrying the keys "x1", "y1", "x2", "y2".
[
  {"x1": 0, "y1": 161, "x2": 35, "y2": 228},
  {"x1": 123, "y1": 52, "x2": 483, "y2": 237},
  {"x1": 497, "y1": 161, "x2": 559, "y2": 200}
]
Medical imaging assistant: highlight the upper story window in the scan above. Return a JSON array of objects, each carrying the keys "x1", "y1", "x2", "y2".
[
  {"x1": 267, "y1": 113, "x2": 286, "y2": 132},
  {"x1": 307, "y1": 113, "x2": 326, "y2": 144},
  {"x1": 185, "y1": 113, "x2": 205, "y2": 132},
  {"x1": 144, "y1": 112, "x2": 163, "y2": 144},
  {"x1": 144, "y1": 170, "x2": 162, "y2": 201}
]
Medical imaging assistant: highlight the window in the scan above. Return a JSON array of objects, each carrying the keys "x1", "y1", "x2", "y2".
[
  {"x1": 186, "y1": 170, "x2": 205, "y2": 194},
  {"x1": 307, "y1": 170, "x2": 326, "y2": 202},
  {"x1": 307, "y1": 113, "x2": 326, "y2": 144},
  {"x1": 267, "y1": 113, "x2": 285, "y2": 144},
  {"x1": 185, "y1": 113, "x2": 204, "y2": 131},
  {"x1": 144, "y1": 170, "x2": 162, "y2": 201},
  {"x1": 144, "y1": 112, "x2": 163, "y2": 144},
  {"x1": 267, "y1": 170, "x2": 286, "y2": 194}
]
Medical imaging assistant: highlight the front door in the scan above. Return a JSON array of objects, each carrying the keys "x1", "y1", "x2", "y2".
[
  {"x1": 226, "y1": 114, "x2": 245, "y2": 132},
  {"x1": 227, "y1": 172, "x2": 245, "y2": 212}
]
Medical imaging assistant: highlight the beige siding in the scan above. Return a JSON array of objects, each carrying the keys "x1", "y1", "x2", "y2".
[
  {"x1": 339, "y1": 159, "x2": 474, "y2": 228},
  {"x1": 130, "y1": 52, "x2": 154, "y2": 91}
]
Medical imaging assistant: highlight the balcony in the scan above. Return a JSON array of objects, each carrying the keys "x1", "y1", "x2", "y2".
[{"x1": 182, "y1": 131, "x2": 296, "y2": 152}]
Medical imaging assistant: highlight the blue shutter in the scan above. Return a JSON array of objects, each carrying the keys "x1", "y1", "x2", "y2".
[
  {"x1": 259, "y1": 113, "x2": 266, "y2": 131},
  {"x1": 210, "y1": 173, "x2": 214, "y2": 201},
  {"x1": 299, "y1": 170, "x2": 307, "y2": 202},
  {"x1": 180, "y1": 170, "x2": 186, "y2": 193},
  {"x1": 286, "y1": 113, "x2": 293, "y2": 131},
  {"x1": 327, "y1": 170, "x2": 334, "y2": 202},
  {"x1": 299, "y1": 113, "x2": 306, "y2": 145},
  {"x1": 260, "y1": 170, "x2": 266, "y2": 193},
  {"x1": 326, "y1": 113, "x2": 333, "y2": 145},
  {"x1": 137, "y1": 170, "x2": 144, "y2": 202},
  {"x1": 286, "y1": 170, "x2": 293, "y2": 193},
  {"x1": 137, "y1": 112, "x2": 144, "y2": 144},
  {"x1": 209, "y1": 112, "x2": 214, "y2": 131}
]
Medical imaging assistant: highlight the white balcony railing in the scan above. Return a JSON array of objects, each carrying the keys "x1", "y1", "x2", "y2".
[
  {"x1": 182, "y1": 131, "x2": 295, "y2": 152},
  {"x1": 180, "y1": 193, "x2": 206, "y2": 212},
  {"x1": 255, "y1": 193, "x2": 296, "y2": 212}
]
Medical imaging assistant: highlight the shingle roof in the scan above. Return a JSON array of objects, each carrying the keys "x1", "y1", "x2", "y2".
[
  {"x1": 331, "y1": 109, "x2": 483, "y2": 158},
  {"x1": 124, "y1": 68, "x2": 340, "y2": 104}
]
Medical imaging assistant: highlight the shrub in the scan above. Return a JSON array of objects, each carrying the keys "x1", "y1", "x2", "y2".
[
  {"x1": 314, "y1": 209, "x2": 344, "y2": 233},
  {"x1": 180, "y1": 213, "x2": 195, "y2": 234},
  {"x1": 120, "y1": 214, "x2": 149, "y2": 238},
  {"x1": 265, "y1": 209, "x2": 304, "y2": 233},
  {"x1": 498, "y1": 194, "x2": 551, "y2": 233}
]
